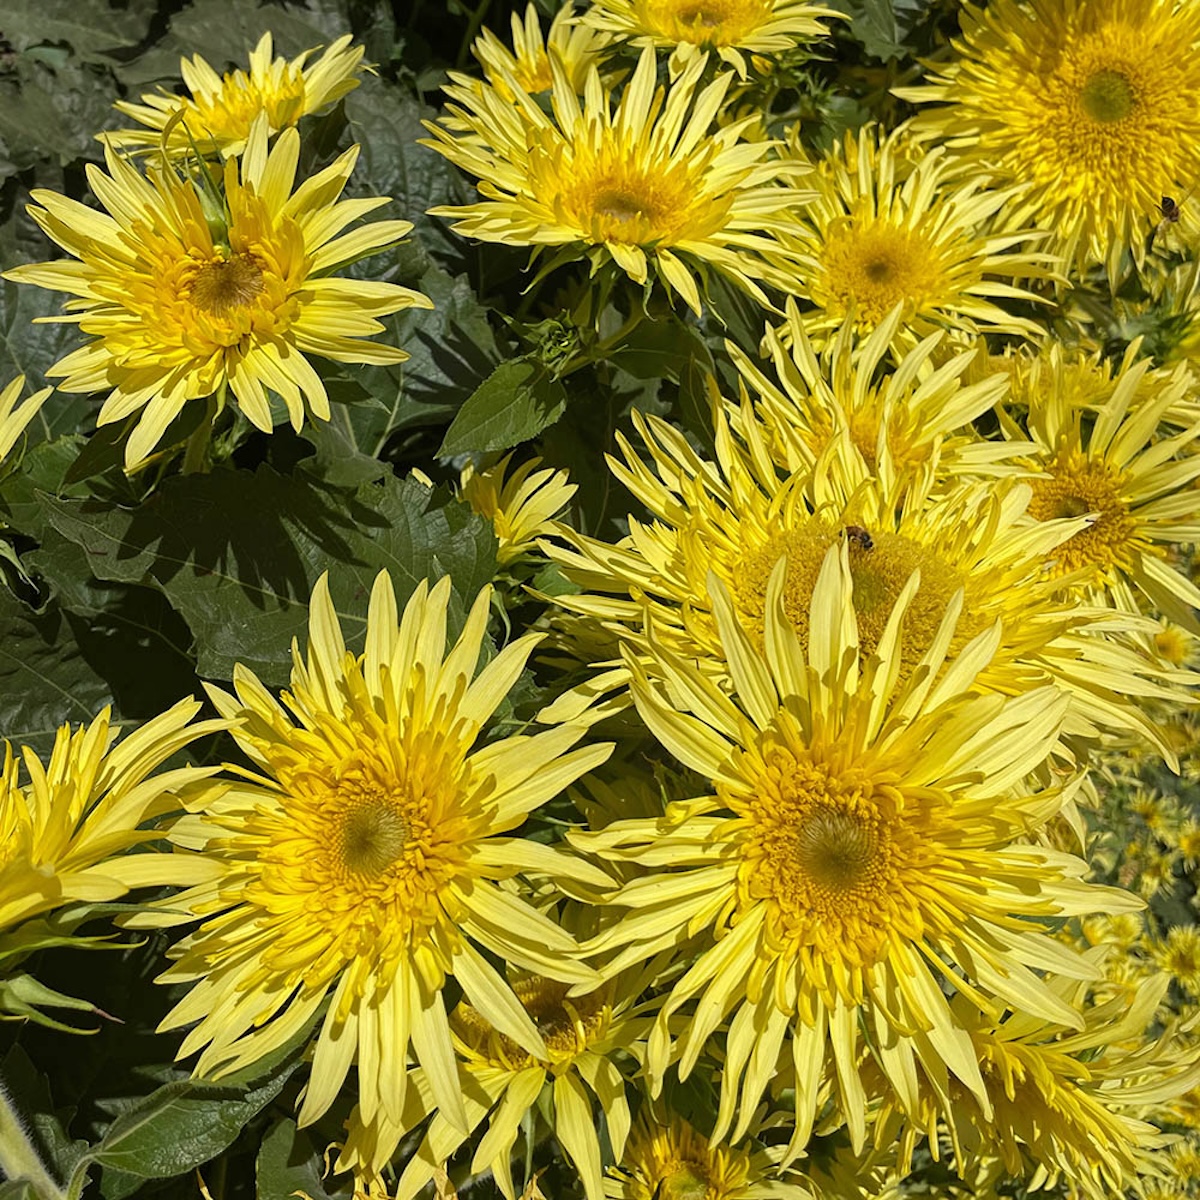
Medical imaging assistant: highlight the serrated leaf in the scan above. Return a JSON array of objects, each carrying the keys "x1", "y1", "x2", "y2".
[
  {"x1": 0, "y1": 590, "x2": 112, "y2": 756},
  {"x1": 439, "y1": 359, "x2": 567, "y2": 455},
  {"x1": 38, "y1": 468, "x2": 497, "y2": 685}
]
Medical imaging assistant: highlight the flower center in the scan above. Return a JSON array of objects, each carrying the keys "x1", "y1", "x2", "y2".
[
  {"x1": 1026, "y1": 453, "x2": 1138, "y2": 577},
  {"x1": 817, "y1": 220, "x2": 946, "y2": 325},
  {"x1": 187, "y1": 253, "x2": 264, "y2": 315},
  {"x1": 594, "y1": 187, "x2": 656, "y2": 224},
  {"x1": 247, "y1": 734, "x2": 475, "y2": 990},
  {"x1": 339, "y1": 800, "x2": 409, "y2": 877},
  {"x1": 1080, "y1": 68, "x2": 1137, "y2": 123},
  {"x1": 796, "y1": 808, "x2": 880, "y2": 891},
  {"x1": 647, "y1": 0, "x2": 771, "y2": 44},
  {"x1": 732, "y1": 523, "x2": 975, "y2": 681},
  {"x1": 656, "y1": 1163, "x2": 710, "y2": 1200},
  {"x1": 731, "y1": 746, "x2": 925, "y2": 969}
]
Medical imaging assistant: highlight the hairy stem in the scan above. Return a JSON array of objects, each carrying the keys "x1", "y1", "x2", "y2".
[{"x1": 0, "y1": 1071, "x2": 66, "y2": 1200}]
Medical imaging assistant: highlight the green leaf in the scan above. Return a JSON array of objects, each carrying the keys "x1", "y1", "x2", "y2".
[
  {"x1": 86, "y1": 1034, "x2": 308, "y2": 1182},
  {"x1": 0, "y1": 590, "x2": 112, "y2": 756},
  {"x1": 439, "y1": 359, "x2": 568, "y2": 456},
  {"x1": 39, "y1": 468, "x2": 497, "y2": 685},
  {"x1": 343, "y1": 79, "x2": 466, "y2": 255},
  {"x1": 256, "y1": 1119, "x2": 342, "y2": 1200},
  {"x1": 0, "y1": 436, "x2": 89, "y2": 539},
  {"x1": 828, "y1": 0, "x2": 905, "y2": 61},
  {"x1": 0, "y1": 281, "x2": 89, "y2": 431},
  {"x1": 1, "y1": 0, "x2": 146, "y2": 60},
  {"x1": 116, "y1": 0, "x2": 349, "y2": 86}
]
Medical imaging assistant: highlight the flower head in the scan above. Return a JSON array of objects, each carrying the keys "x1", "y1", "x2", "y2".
[
  {"x1": 573, "y1": 555, "x2": 1140, "y2": 1153},
  {"x1": 4, "y1": 119, "x2": 431, "y2": 469},
  {"x1": 461, "y1": 454, "x2": 577, "y2": 565},
  {"x1": 870, "y1": 971, "x2": 1200, "y2": 1199},
  {"x1": 725, "y1": 304, "x2": 1014, "y2": 489},
  {"x1": 0, "y1": 702, "x2": 221, "y2": 1023},
  {"x1": 607, "y1": 1114, "x2": 808, "y2": 1200},
  {"x1": 899, "y1": 0, "x2": 1200, "y2": 274},
  {"x1": 108, "y1": 32, "x2": 366, "y2": 159},
  {"x1": 548, "y1": 409, "x2": 1182, "y2": 757},
  {"x1": 424, "y1": 48, "x2": 810, "y2": 314},
  {"x1": 779, "y1": 124, "x2": 1049, "y2": 350},
  {"x1": 582, "y1": 0, "x2": 839, "y2": 77},
  {"x1": 1002, "y1": 341, "x2": 1200, "y2": 625},
  {"x1": 349, "y1": 969, "x2": 649, "y2": 1200},
  {"x1": 473, "y1": 3, "x2": 613, "y2": 97},
  {"x1": 128, "y1": 572, "x2": 611, "y2": 1175}
]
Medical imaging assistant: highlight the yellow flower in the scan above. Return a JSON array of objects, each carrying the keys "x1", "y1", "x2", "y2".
[
  {"x1": 1154, "y1": 927, "x2": 1200, "y2": 996},
  {"x1": 4, "y1": 118, "x2": 431, "y2": 469},
  {"x1": 124, "y1": 572, "x2": 611, "y2": 1177},
  {"x1": 461, "y1": 454, "x2": 577, "y2": 565},
  {"x1": 0, "y1": 376, "x2": 50, "y2": 464},
  {"x1": 1002, "y1": 341, "x2": 1200, "y2": 625},
  {"x1": 347, "y1": 968, "x2": 651, "y2": 1199},
  {"x1": 606, "y1": 1113, "x2": 806, "y2": 1200},
  {"x1": 473, "y1": 2, "x2": 613, "y2": 97},
  {"x1": 725, "y1": 304, "x2": 1015, "y2": 489},
  {"x1": 424, "y1": 48, "x2": 810, "y2": 315},
  {"x1": 548, "y1": 408, "x2": 1185, "y2": 759},
  {"x1": 898, "y1": 0, "x2": 1200, "y2": 274},
  {"x1": 582, "y1": 0, "x2": 839, "y2": 77},
  {"x1": 870, "y1": 971, "x2": 1199, "y2": 1200},
  {"x1": 779, "y1": 124, "x2": 1049, "y2": 350},
  {"x1": 0, "y1": 701, "x2": 222, "y2": 1021},
  {"x1": 572, "y1": 554, "x2": 1140, "y2": 1154},
  {"x1": 108, "y1": 32, "x2": 366, "y2": 159}
]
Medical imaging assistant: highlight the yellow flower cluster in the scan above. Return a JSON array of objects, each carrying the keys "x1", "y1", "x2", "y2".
[{"x1": 5, "y1": 5, "x2": 1200, "y2": 1200}]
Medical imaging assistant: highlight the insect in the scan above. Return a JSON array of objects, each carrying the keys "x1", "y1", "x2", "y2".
[
  {"x1": 843, "y1": 525, "x2": 874, "y2": 551},
  {"x1": 1149, "y1": 185, "x2": 1196, "y2": 250}
]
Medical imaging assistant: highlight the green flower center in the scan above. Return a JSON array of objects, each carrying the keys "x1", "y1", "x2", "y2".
[
  {"x1": 1080, "y1": 69, "x2": 1137, "y2": 123},
  {"x1": 340, "y1": 801, "x2": 409, "y2": 876}
]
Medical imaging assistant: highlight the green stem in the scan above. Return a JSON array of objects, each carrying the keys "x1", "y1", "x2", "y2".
[
  {"x1": 182, "y1": 392, "x2": 221, "y2": 475},
  {"x1": 456, "y1": 0, "x2": 493, "y2": 69},
  {"x1": 0, "y1": 1072, "x2": 66, "y2": 1200}
]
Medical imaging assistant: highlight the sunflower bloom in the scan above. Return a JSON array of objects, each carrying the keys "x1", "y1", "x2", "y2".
[
  {"x1": 572, "y1": 556, "x2": 1140, "y2": 1154},
  {"x1": 582, "y1": 0, "x2": 839, "y2": 77},
  {"x1": 0, "y1": 376, "x2": 50, "y2": 463},
  {"x1": 472, "y1": 3, "x2": 612, "y2": 97},
  {"x1": 869, "y1": 969, "x2": 1200, "y2": 1199},
  {"x1": 461, "y1": 454, "x2": 577, "y2": 565},
  {"x1": 547, "y1": 409, "x2": 1186, "y2": 758},
  {"x1": 4, "y1": 118, "x2": 431, "y2": 469},
  {"x1": 607, "y1": 1113, "x2": 809, "y2": 1200},
  {"x1": 424, "y1": 48, "x2": 810, "y2": 315},
  {"x1": 725, "y1": 304, "x2": 1015, "y2": 488},
  {"x1": 108, "y1": 32, "x2": 366, "y2": 159},
  {"x1": 346, "y1": 967, "x2": 653, "y2": 1199},
  {"x1": 898, "y1": 0, "x2": 1200, "y2": 274},
  {"x1": 0, "y1": 702, "x2": 223, "y2": 1021},
  {"x1": 779, "y1": 124, "x2": 1049, "y2": 350},
  {"x1": 1001, "y1": 341, "x2": 1200, "y2": 626},
  {"x1": 125, "y1": 573, "x2": 611, "y2": 1176}
]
